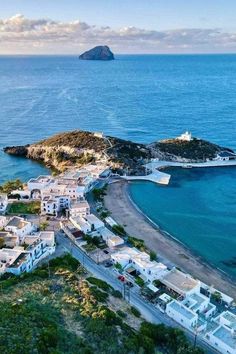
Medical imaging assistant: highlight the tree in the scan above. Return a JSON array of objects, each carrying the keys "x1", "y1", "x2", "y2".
[
  {"x1": 212, "y1": 291, "x2": 222, "y2": 303},
  {"x1": 0, "y1": 237, "x2": 5, "y2": 249},
  {"x1": 39, "y1": 222, "x2": 49, "y2": 231},
  {"x1": 0, "y1": 179, "x2": 23, "y2": 194},
  {"x1": 150, "y1": 251, "x2": 157, "y2": 261}
]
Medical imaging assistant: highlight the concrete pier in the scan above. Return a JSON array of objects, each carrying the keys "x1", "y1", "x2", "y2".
[{"x1": 121, "y1": 158, "x2": 236, "y2": 186}]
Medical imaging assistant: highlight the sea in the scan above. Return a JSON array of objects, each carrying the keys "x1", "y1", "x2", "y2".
[{"x1": 0, "y1": 54, "x2": 235, "y2": 278}]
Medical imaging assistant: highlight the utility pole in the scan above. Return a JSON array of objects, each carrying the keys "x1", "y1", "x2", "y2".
[
  {"x1": 123, "y1": 283, "x2": 130, "y2": 302},
  {"x1": 47, "y1": 260, "x2": 51, "y2": 278}
]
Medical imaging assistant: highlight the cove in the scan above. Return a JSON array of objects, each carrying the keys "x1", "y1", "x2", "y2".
[{"x1": 129, "y1": 166, "x2": 236, "y2": 279}]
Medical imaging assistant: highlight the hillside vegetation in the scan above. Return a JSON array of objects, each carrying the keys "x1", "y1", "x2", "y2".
[
  {"x1": 4, "y1": 129, "x2": 231, "y2": 173},
  {"x1": 0, "y1": 254, "x2": 203, "y2": 354},
  {"x1": 153, "y1": 138, "x2": 224, "y2": 161}
]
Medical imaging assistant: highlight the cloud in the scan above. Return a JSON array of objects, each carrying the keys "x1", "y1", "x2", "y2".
[{"x1": 0, "y1": 14, "x2": 236, "y2": 54}]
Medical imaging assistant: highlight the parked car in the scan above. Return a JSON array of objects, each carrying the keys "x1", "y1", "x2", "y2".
[
  {"x1": 126, "y1": 281, "x2": 134, "y2": 288},
  {"x1": 104, "y1": 261, "x2": 113, "y2": 267},
  {"x1": 118, "y1": 275, "x2": 125, "y2": 282}
]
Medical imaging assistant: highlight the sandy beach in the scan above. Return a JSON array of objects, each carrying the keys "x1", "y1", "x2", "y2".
[{"x1": 104, "y1": 180, "x2": 236, "y2": 300}]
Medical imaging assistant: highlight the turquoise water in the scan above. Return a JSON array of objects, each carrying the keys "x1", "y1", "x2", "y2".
[
  {"x1": 0, "y1": 54, "x2": 235, "y2": 277},
  {"x1": 0, "y1": 55, "x2": 236, "y2": 183},
  {"x1": 129, "y1": 167, "x2": 236, "y2": 278}
]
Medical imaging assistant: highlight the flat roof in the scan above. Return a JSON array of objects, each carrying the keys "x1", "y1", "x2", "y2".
[
  {"x1": 168, "y1": 300, "x2": 197, "y2": 320},
  {"x1": 6, "y1": 217, "x2": 30, "y2": 229},
  {"x1": 159, "y1": 293, "x2": 172, "y2": 303},
  {"x1": 8, "y1": 252, "x2": 28, "y2": 268},
  {"x1": 161, "y1": 268, "x2": 200, "y2": 295},
  {"x1": 86, "y1": 214, "x2": 104, "y2": 224},
  {"x1": 71, "y1": 200, "x2": 89, "y2": 208},
  {"x1": 213, "y1": 325, "x2": 236, "y2": 349}
]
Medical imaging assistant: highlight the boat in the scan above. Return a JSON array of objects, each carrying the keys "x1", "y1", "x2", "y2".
[{"x1": 182, "y1": 164, "x2": 192, "y2": 169}]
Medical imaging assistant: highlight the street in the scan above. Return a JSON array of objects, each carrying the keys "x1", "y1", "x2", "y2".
[{"x1": 56, "y1": 232, "x2": 218, "y2": 354}]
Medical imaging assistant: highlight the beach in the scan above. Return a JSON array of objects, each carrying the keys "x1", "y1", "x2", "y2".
[{"x1": 104, "y1": 180, "x2": 236, "y2": 299}]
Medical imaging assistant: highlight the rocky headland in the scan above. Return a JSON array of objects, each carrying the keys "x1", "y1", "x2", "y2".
[{"x1": 4, "y1": 130, "x2": 233, "y2": 174}]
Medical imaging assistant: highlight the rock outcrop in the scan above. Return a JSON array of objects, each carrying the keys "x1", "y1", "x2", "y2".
[
  {"x1": 4, "y1": 130, "x2": 233, "y2": 173},
  {"x1": 79, "y1": 46, "x2": 114, "y2": 61}
]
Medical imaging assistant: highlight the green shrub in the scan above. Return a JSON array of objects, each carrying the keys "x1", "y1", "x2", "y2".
[
  {"x1": 128, "y1": 236, "x2": 146, "y2": 251},
  {"x1": 135, "y1": 276, "x2": 145, "y2": 287},
  {"x1": 112, "y1": 224, "x2": 126, "y2": 236},
  {"x1": 130, "y1": 306, "x2": 141, "y2": 318},
  {"x1": 86, "y1": 277, "x2": 111, "y2": 292},
  {"x1": 149, "y1": 251, "x2": 157, "y2": 261},
  {"x1": 111, "y1": 289, "x2": 123, "y2": 298},
  {"x1": 90, "y1": 287, "x2": 109, "y2": 302},
  {"x1": 117, "y1": 310, "x2": 127, "y2": 318},
  {"x1": 49, "y1": 254, "x2": 80, "y2": 271}
]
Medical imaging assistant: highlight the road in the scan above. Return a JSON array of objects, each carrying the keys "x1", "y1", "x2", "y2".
[{"x1": 57, "y1": 232, "x2": 218, "y2": 354}]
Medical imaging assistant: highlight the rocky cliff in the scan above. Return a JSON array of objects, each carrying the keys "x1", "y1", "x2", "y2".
[
  {"x1": 4, "y1": 130, "x2": 150, "y2": 174},
  {"x1": 79, "y1": 46, "x2": 114, "y2": 61},
  {"x1": 4, "y1": 130, "x2": 232, "y2": 174}
]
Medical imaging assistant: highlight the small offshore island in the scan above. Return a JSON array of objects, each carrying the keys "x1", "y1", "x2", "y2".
[
  {"x1": 79, "y1": 45, "x2": 115, "y2": 60},
  {"x1": 2, "y1": 129, "x2": 236, "y2": 354}
]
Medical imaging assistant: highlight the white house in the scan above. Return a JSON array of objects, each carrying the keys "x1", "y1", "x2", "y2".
[
  {"x1": 161, "y1": 268, "x2": 201, "y2": 297},
  {"x1": 10, "y1": 190, "x2": 31, "y2": 199},
  {"x1": 176, "y1": 131, "x2": 192, "y2": 142},
  {"x1": 0, "y1": 231, "x2": 19, "y2": 248},
  {"x1": 129, "y1": 251, "x2": 168, "y2": 282},
  {"x1": 98, "y1": 227, "x2": 124, "y2": 248},
  {"x1": 69, "y1": 216, "x2": 91, "y2": 234},
  {"x1": 111, "y1": 247, "x2": 140, "y2": 268},
  {"x1": 215, "y1": 151, "x2": 236, "y2": 161},
  {"x1": 182, "y1": 292, "x2": 216, "y2": 319},
  {"x1": 27, "y1": 175, "x2": 53, "y2": 199},
  {"x1": 0, "y1": 216, "x2": 7, "y2": 229},
  {"x1": 166, "y1": 300, "x2": 198, "y2": 331},
  {"x1": 85, "y1": 214, "x2": 104, "y2": 231},
  {"x1": 0, "y1": 247, "x2": 26, "y2": 274},
  {"x1": 0, "y1": 231, "x2": 55, "y2": 276},
  {"x1": 205, "y1": 311, "x2": 236, "y2": 354},
  {"x1": 41, "y1": 195, "x2": 70, "y2": 216},
  {"x1": 5, "y1": 217, "x2": 34, "y2": 242},
  {"x1": 69, "y1": 199, "x2": 90, "y2": 218},
  {"x1": 0, "y1": 194, "x2": 8, "y2": 214}
]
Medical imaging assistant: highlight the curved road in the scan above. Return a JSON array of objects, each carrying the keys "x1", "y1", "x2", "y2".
[{"x1": 57, "y1": 232, "x2": 217, "y2": 354}]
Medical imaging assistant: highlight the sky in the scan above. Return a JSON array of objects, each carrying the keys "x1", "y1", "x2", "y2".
[{"x1": 0, "y1": 0, "x2": 236, "y2": 54}]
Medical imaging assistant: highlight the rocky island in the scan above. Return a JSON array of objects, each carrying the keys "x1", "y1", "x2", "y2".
[
  {"x1": 4, "y1": 130, "x2": 235, "y2": 175},
  {"x1": 79, "y1": 46, "x2": 114, "y2": 61}
]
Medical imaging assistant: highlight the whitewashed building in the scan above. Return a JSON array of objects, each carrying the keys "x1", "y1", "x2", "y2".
[
  {"x1": 98, "y1": 227, "x2": 124, "y2": 248},
  {"x1": 176, "y1": 131, "x2": 192, "y2": 142},
  {"x1": 5, "y1": 217, "x2": 35, "y2": 242},
  {"x1": 0, "y1": 194, "x2": 8, "y2": 214},
  {"x1": 69, "y1": 199, "x2": 90, "y2": 218},
  {"x1": 215, "y1": 151, "x2": 236, "y2": 162},
  {"x1": 70, "y1": 216, "x2": 91, "y2": 234},
  {"x1": 0, "y1": 231, "x2": 55, "y2": 276},
  {"x1": 166, "y1": 300, "x2": 198, "y2": 331},
  {"x1": 85, "y1": 214, "x2": 104, "y2": 231},
  {"x1": 0, "y1": 216, "x2": 7, "y2": 229},
  {"x1": 27, "y1": 176, "x2": 53, "y2": 199},
  {"x1": 161, "y1": 268, "x2": 201, "y2": 297},
  {"x1": 111, "y1": 247, "x2": 140, "y2": 268},
  {"x1": 205, "y1": 311, "x2": 236, "y2": 354},
  {"x1": 41, "y1": 195, "x2": 70, "y2": 216}
]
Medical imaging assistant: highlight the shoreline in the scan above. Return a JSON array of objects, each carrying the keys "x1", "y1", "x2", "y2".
[{"x1": 104, "y1": 180, "x2": 236, "y2": 299}]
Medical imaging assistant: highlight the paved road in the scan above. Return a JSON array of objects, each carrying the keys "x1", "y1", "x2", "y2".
[{"x1": 57, "y1": 232, "x2": 217, "y2": 354}]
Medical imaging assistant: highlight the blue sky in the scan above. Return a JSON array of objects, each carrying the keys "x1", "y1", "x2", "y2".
[
  {"x1": 0, "y1": 0, "x2": 236, "y2": 54},
  {"x1": 2, "y1": 0, "x2": 236, "y2": 30}
]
